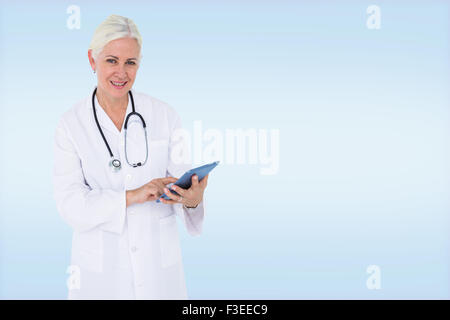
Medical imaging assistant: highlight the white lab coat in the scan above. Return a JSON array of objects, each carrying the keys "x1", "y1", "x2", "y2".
[{"x1": 53, "y1": 87, "x2": 204, "y2": 299}]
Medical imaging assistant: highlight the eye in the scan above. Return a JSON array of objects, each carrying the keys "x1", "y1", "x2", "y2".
[
  {"x1": 106, "y1": 59, "x2": 117, "y2": 64},
  {"x1": 126, "y1": 61, "x2": 136, "y2": 65}
]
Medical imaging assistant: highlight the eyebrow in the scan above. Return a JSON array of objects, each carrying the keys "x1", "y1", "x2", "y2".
[{"x1": 105, "y1": 55, "x2": 137, "y2": 61}]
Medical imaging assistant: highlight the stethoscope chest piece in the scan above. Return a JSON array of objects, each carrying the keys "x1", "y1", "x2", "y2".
[{"x1": 109, "y1": 158, "x2": 122, "y2": 172}]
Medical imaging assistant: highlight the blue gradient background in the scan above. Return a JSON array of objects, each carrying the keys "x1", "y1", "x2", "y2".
[{"x1": 1, "y1": 0, "x2": 449, "y2": 299}]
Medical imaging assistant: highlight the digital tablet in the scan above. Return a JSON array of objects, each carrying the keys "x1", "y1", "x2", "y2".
[{"x1": 156, "y1": 161, "x2": 219, "y2": 203}]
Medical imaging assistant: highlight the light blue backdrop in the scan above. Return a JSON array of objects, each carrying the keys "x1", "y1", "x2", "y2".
[{"x1": 0, "y1": 0, "x2": 449, "y2": 299}]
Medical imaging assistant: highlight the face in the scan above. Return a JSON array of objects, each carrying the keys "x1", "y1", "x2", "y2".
[{"x1": 88, "y1": 37, "x2": 140, "y2": 100}]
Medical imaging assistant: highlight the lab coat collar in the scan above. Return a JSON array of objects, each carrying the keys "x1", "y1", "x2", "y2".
[{"x1": 88, "y1": 86, "x2": 134, "y2": 135}]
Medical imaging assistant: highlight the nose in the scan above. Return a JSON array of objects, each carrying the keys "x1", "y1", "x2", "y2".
[{"x1": 115, "y1": 64, "x2": 127, "y2": 79}]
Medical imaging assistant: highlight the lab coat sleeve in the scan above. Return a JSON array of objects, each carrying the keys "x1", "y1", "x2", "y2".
[
  {"x1": 166, "y1": 111, "x2": 205, "y2": 237},
  {"x1": 53, "y1": 118, "x2": 127, "y2": 234}
]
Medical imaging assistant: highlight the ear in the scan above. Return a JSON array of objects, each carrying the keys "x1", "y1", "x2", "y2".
[{"x1": 88, "y1": 49, "x2": 96, "y2": 72}]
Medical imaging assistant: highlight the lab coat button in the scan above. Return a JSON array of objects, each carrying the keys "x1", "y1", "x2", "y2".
[
  {"x1": 126, "y1": 174, "x2": 132, "y2": 180},
  {"x1": 131, "y1": 246, "x2": 137, "y2": 253}
]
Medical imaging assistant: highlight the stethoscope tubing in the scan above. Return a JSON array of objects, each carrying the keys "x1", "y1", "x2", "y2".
[{"x1": 92, "y1": 87, "x2": 149, "y2": 170}]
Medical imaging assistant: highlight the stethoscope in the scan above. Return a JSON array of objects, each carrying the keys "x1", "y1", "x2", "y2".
[{"x1": 92, "y1": 87, "x2": 149, "y2": 172}]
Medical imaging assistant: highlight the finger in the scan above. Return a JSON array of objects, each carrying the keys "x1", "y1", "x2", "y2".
[
  {"x1": 191, "y1": 174, "x2": 199, "y2": 188},
  {"x1": 146, "y1": 184, "x2": 159, "y2": 196},
  {"x1": 171, "y1": 184, "x2": 187, "y2": 196},
  {"x1": 164, "y1": 187, "x2": 183, "y2": 202},
  {"x1": 146, "y1": 182, "x2": 162, "y2": 197},
  {"x1": 153, "y1": 181, "x2": 168, "y2": 194},
  {"x1": 160, "y1": 197, "x2": 181, "y2": 205},
  {"x1": 200, "y1": 174, "x2": 209, "y2": 188},
  {"x1": 160, "y1": 177, "x2": 179, "y2": 185},
  {"x1": 153, "y1": 181, "x2": 164, "y2": 191}
]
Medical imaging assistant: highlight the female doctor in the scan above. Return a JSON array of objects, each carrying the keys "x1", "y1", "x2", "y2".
[{"x1": 53, "y1": 14, "x2": 208, "y2": 299}]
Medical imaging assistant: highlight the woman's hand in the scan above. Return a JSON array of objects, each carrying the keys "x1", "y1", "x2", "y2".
[
  {"x1": 126, "y1": 177, "x2": 178, "y2": 207},
  {"x1": 160, "y1": 174, "x2": 208, "y2": 208}
]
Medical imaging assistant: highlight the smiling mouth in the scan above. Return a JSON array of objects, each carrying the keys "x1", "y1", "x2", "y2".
[{"x1": 110, "y1": 80, "x2": 128, "y2": 89}]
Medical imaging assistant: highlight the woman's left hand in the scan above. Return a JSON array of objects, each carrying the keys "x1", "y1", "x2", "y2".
[{"x1": 160, "y1": 174, "x2": 208, "y2": 208}]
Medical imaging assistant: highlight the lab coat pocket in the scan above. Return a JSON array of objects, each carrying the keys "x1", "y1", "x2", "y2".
[{"x1": 159, "y1": 214, "x2": 182, "y2": 268}]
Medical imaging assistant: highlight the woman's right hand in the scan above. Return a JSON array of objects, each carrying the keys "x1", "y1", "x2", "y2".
[{"x1": 126, "y1": 176, "x2": 178, "y2": 207}]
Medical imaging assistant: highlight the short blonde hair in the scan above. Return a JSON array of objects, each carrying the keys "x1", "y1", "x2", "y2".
[{"x1": 89, "y1": 14, "x2": 143, "y2": 62}]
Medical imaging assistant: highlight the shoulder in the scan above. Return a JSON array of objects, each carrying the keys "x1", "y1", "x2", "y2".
[
  {"x1": 132, "y1": 90, "x2": 181, "y2": 128},
  {"x1": 133, "y1": 90, "x2": 179, "y2": 116},
  {"x1": 132, "y1": 91, "x2": 183, "y2": 138},
  {"x1": 57, "y1": 95, "x2": 90, "y2": 131}
]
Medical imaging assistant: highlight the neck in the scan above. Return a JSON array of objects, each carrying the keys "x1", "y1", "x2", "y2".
[{"x1": 96, "y1": 87, "x2": 128, "y2": 113}]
